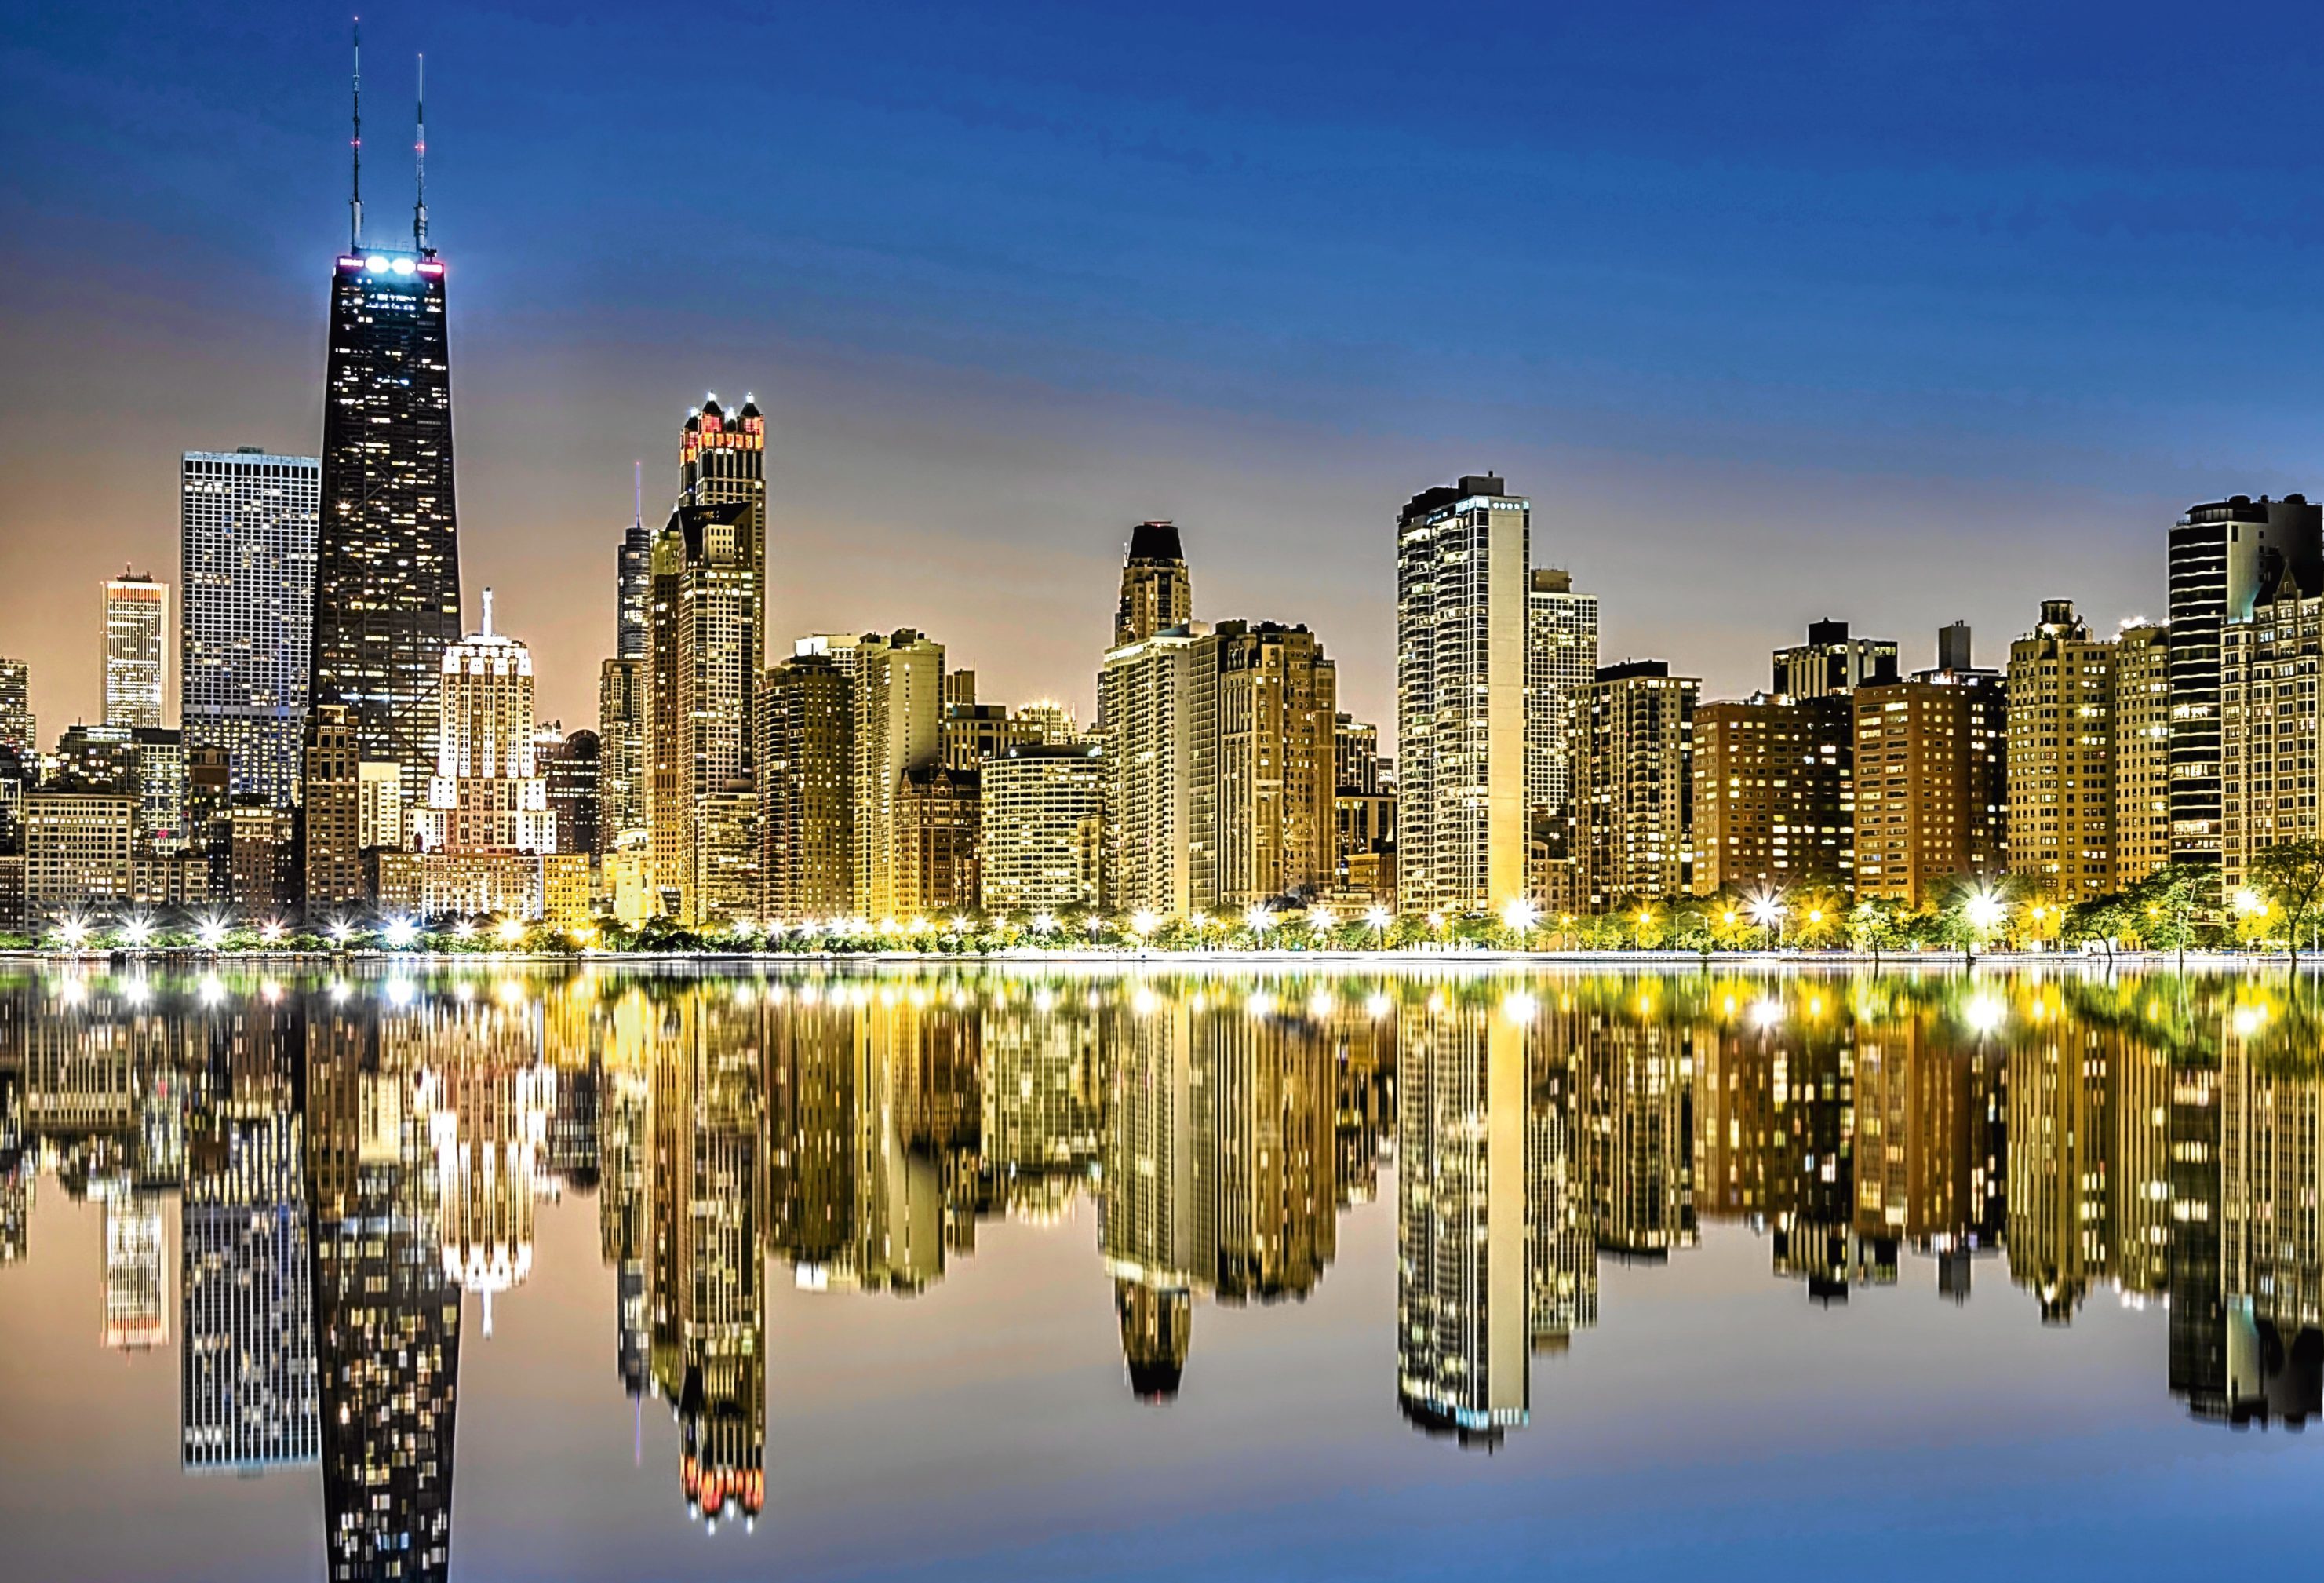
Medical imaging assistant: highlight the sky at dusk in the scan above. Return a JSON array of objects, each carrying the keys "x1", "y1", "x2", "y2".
[{"x1": 5, "y1": 1, "x2": 2324, "y2": 741}]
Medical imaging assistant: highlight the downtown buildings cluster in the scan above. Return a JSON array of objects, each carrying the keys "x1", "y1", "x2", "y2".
[{"x1": 2, "y1": 134, "x2": 2322, "y2": 947}]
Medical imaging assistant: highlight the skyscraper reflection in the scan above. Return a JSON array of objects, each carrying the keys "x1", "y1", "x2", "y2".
[{"x1": 4, "y1": 957, "x2": 2324, "y2": 1572}]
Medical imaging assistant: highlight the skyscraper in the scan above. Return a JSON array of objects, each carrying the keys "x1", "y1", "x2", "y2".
[
  {"x1": 851, "y1": 629, "x2": 946, "y2": 920},
  {"x1": 311, "y1": 119, "x2": 462, "y2": 814},
  {"x1": 537, "y1": 725, "x2": 599, "y2": 858},
  {"x1": 1525, "y1": 567, "x2": 1599, "y2": 834},
  {"x1": 1770, "y1": 619, "x2": 1900, "y2": 699},
  {"x1": 0, "y1": 658, "x2": 31, "y2": 756},
  {"x1": 1396, "y1": 476, "x2": 1529, "y2": 918},
  {"x1": 757, "y1": 653, "x2": 854, "y2": 921},
  {"x1": 301, "y1": 704, "x2": 363, "y2": 915},
  {"x1": 1116, "y1": 521, "x2": 1193, "y2": 649},
  {"x1": 645, "y1": 399, "x2": 765, "y2": 925},
  {"x1": 596, "y1": 658, "x2": 645, "y2": 859},
  {"x1": 410, "y1": 592, "x2": 553, "y2": 855},
  {"x1": 1574, "y1": 662, "x2": 1699, "y2": 910},
  {"x1": 101, "y1": 571, "x2": 169, "y2": 729},
  {"x1": 617, "y1": 462, "x2": 651, "y2": 663},
  {"x1": 1098, "y1": 626, "x2": 1218, "y2": 918},
  {"x1": 1690, "y1": 692, "x2": 1852, "y2": 893},
  {"x1": 1212, "y1": 621, "x2": 1336, "y2": 906},
  {"x1": 2221, "y1": 567, "x2": 2322, "y2": 895},
  {"x1": 2007, "y1": 600, "x2": 2117, "y2": 901},
  {"x1": 180, "y1": 449, "x2": 320, "y2": 807},
  {"x1": 2168, "y1": 494, "x2": 2323, "y2": 864},
  {"x1": 2114, "y1": 623, "x2": 2173, "y2": 885},
  {"x1": 978, "y1": 742, "x2": 1103, "y2": 915}
]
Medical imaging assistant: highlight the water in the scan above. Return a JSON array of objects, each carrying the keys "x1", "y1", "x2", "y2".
[{"x1": 2, "y1": 960, "x2": 2320, "y2": 1581}]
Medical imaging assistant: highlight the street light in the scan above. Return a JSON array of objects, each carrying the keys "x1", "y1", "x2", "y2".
[
  {"x1": 1364, "y1": 904, "x2": 1391, "y2": 949},
  {"x1": 119, "y1": 914, "x2": 153, "y2": 950},
  {"x1": 1500, "y1": 897, "x2": 1540, "y2": 943},
  {"x1": 196, "y1": 914, "x2": 229, "y2": 951},
  {"x1": 1130, "y1": 908, "x2": 1161, "y2": 940},
  {"x1": 1244, "y1": 903, "x2": 1275, "y2": 941},
  {"x1": 1032, "y1": 911, "x2": 1057, "y2": 938},
  {"x1": 384, "y1": 917, "x2": 419, "y2": 949},
  {"x1": 259, "y1": 919, "x2": 286, "y2": 946},
  {"x1": 55, "y1": 914, "x2": 89, "y2": 950},
  {"x1": 1307, "y1": 903, "x2": 1335, "y2": 940}
]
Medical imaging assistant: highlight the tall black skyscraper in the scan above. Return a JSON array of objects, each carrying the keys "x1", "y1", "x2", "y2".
[
  {"x1": 2166, "y1": 494, "x2": 2322, "y2": 863},
  {"x1": 310, "y1": 41, "x2": 462, "y2": 819},
  {"x1": 617, "y1": 461, "x2": 651, "y2": 662}
]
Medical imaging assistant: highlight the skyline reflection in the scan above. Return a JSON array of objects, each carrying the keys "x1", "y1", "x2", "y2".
[{"x1": 2, "y1": 963, "x2": 2321, "y2": 1573}]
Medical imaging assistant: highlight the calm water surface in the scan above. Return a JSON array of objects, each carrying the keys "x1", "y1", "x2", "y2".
[{"x1": 2, "y1": 961, "x2": 2322, "y2": 1581}]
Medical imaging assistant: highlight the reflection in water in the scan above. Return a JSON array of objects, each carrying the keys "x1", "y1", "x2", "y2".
[{"x1": 3, "y1": 965, "x2": 2324, "y2": 1569}]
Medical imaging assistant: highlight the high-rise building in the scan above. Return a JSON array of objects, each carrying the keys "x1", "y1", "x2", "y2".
[
  {"x1": 1098, "y1": 626, "x2": 1218, "y2": 917},
  {"x1": 411, "y1": 592, "x2": 554, "y2": 855},
  {"x1": 537, "y1": 725, "x2": 599, "y2": 858},
  {"x1": 647, "y1": 470, "x2": 763, "y2": 926},
  {"x1": 0, "y1": 658, "x2": 31, "y2": 756},
  {"x1": 1573, "y1": 662, "x2": 1698, "y2": 910},
  {"x1": 2114, "y1": 623, "x2": 2173, "y2": 885},
  {"x1": 1116, "y1": 521, "x2": 1193, "y2": 649},
  {"x1": 939, "y1": 670, "x2": 1040, "y2": 771},
  {"x1": 301, "y1": 705, "x2": 363, "y2": 916},
  {"x1": 101, "y1": 571, "x2": 169, "y2": 729},
  {"x1": 596, "y1": 658, "x2": 646, "y2": 860},
  {"x1": 1395, "y1": 475, "x2": 1529, "y2": 918},
  {"x1": 2007, "y1": 600, "x2": 2118, "y2": 901},
  {"x1": 757, "y1": 654, "x2": 854, "y2": 922},
  {"x1": 1213, "y1": 621, "x2": 1336, "y2": 906},
  {"x1": 2169, "y1": 494, "x2": 2323, "y2": 864},
  {"x1": 617, "y1": 466, "x2": 652, "y2": 664},
  {"x1": 1526, "y1": 567, "x2": 1599, "y2": 832},
  {"x1": 2221, "y1": 567, "x2": 2322, "y2": 895},
  {"x1": 1333, "y1": 713, "x2": 1395, "y2": 908},
  {"x1": 23, "y1": 787, "x2": 136, "y2": 921},
  {"x1": 356, "y1": 760, "x2": 403, "y2": 852},
  {"x1": 224, "y1": 801, "x2": 298, "y2": 914},
  {"x1": 1014, "y1": 700, "x2": 1080, "y2": 746},
  {"x1": 180, "y1": 450, "x2": 320, "y2": 806},
  {"x1": 978, "y1": 742, "x2": 1104, "y2": 916},
  {"x1": 1852, "y1": 671, "x2": 2008, "y2": 908},
  {"x1": 311, "y1": 213, "x2": 462, "y2": 815},
  {"x1": 1689, "y1": 691, "x2": 1852, "y2": 893},
  {"x1": 1770, "y1": 619, "x2": 1900, "y2": 700},
  {"x1": 894, "y1": 765, "x2": 980, "y2": 914},
  {"x1": 851, "y1": 630, "x2": 946, "y2": 921}
]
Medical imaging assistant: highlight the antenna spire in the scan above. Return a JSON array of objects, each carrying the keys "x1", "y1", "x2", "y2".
[
  {"x1": 481, "y1": 585, "x2": 494, "y2": 638},
  {"x1": 413, "y1": 52, "x2": 428, "y2": 250},
  {"x1": 633, "y1": 461, "x2": 643, "y2": 528},
  {"x1": 350, "y1": 18, "x2": 363, "y2": 250}
]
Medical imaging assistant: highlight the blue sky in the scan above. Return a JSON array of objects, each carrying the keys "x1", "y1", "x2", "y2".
[{"x1": 5, "y1": 0, "x2": 2322, "y2": 731}]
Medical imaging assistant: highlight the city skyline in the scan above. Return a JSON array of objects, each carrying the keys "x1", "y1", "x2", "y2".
[{"x1": 5, "y1": 5, "x2": 2314, "y2": 743}]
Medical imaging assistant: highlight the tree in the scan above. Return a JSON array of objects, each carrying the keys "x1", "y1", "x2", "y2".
[
  {"x1": 2250, "y1": 839, "x2": 2324, "y2": 972},
  {"x1": 1847, "y1": 899, "x2": 1907, "y2": 966},
  {"x1": 2126, "y1": 863, "x2": 2212, "y2": 970}
]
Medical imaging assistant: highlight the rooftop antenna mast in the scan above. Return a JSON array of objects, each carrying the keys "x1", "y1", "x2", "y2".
[
  {"x1": 413, "y1": 52, "x2": 428, "y2": 251},
  {"x1": 633, "y1": 461, "x2": 643, "y2": 527},
  {"x1": 349, "y1": 18, "x2": 363, "y2": 249}
]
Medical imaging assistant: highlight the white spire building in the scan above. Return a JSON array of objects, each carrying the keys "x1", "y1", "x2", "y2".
[{"x1": 411, "y1": 589, "x2": 556, "y2": 854}]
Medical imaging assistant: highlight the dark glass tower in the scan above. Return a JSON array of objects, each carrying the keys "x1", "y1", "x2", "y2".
[
  {"x1": 311, "y1": 243, "x2": 461, "y2": 819},
  {"x1": 2166, "y1": 494, "x2": 2322, "y2": 863}
]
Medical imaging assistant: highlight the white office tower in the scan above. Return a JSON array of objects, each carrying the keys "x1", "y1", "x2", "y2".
[
  {"x1": 411, "y1": 590, "x2": 555, "y2": 854},
  {"x1": 180, "y1": 450, "x2": 320, "y2": 804}
]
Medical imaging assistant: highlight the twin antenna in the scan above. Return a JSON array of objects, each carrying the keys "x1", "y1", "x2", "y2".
[{"x1": 348, "y1": 18, "x2": 431, "y2": 253}]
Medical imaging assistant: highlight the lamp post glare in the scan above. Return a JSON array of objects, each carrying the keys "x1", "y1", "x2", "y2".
[
  {"x1": 197, "y1": 915, "x2": 228, "y2": 950},
  {"x1": 1364, "y1": 905, "x2": 1391, "y2": 947},
  {"x1": 1244, "y1": 903, "x2": 1275, "y2": 939},
  {"x1": 1500, "y1": 898, "x2": 1539, "y2": 939},
  {"x1": 1307, "y1": 903, "x2": 1335, "y2": 937},
  {"x1": 384, "y1": 917, "x2": 419, "y2": 949}
]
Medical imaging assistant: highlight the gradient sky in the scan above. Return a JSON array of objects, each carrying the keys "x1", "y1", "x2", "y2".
[{"x1": 6, "y1": 1, "x2": 2324, "y2": 741}]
